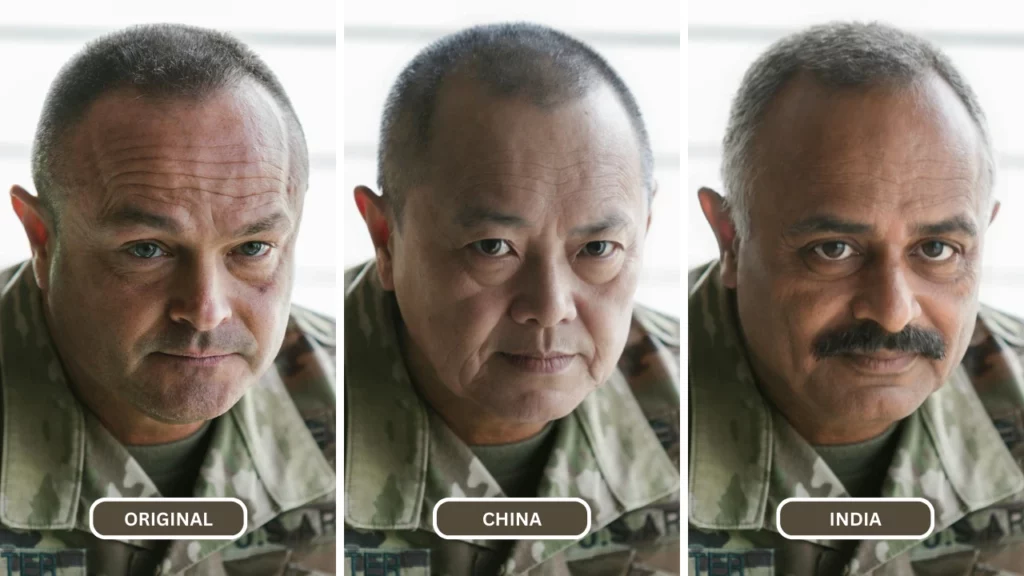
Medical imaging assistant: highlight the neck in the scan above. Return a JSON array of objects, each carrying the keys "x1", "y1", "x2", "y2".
[{"x1": 400, "y1": 326, "x2": 547, "y2": 446}]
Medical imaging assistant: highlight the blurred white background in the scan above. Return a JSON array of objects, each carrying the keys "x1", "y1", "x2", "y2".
[
  {"x1": 0, "y1": 1, "x2": 336, "y2": 315},
  {"x1": 690, "y1": 1, "x2": 1024, "y2": 317},
  {"x1": 344, "y1": 1, "x2": 681, "y2": 317}
]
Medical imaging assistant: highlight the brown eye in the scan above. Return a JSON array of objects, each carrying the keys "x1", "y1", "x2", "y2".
[
  {"x1": 812, "y1": 241, "x2": 854, "y2": 261},
  {"x1": 472, "y1": 239, "x2": 511, "y2": 257},
  {"x1": 919, "y1": 241, "x2": 954, "y2": 261}
]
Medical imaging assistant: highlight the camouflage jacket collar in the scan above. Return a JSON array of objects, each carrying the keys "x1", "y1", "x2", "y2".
[
  {"x1": 688, "y1": 261, "x2": 1024, "y2": 549},
  {"x1": 0, "y1": 263, "x2": 334, "y2": 548},
  {"x1": 344, "y1": 261, "x2": 678, "y2": 539}
]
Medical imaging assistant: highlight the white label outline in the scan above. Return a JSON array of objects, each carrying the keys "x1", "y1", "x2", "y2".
[
  {"x1": 776, "y1": 497, "x2": 935, "y2": 541},
  {"x1": 432, "y1": 497, "x2": 592, "y2": 540},
  {"x1": 89, "y1": 497, "x2": 248, "y2": 541}
]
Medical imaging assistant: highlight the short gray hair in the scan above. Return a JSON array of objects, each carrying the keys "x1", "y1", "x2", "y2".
[
  {"x1": 378, "y1": 22, "x2": 654, "y2": 226},
  {"x1": 721, "y1": 21, "x2": 994, "y2": 239},
  {"x1": 32, "y1": 23, "x2": 309, "y2": 228}
]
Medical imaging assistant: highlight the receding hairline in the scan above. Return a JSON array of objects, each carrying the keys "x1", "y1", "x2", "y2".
[
  {"x1": 47, "y1": 78, "x2": 308, "y2": 207},
  {"x1": 746, "y1": 70, "x2": 991, "y2": 202}
]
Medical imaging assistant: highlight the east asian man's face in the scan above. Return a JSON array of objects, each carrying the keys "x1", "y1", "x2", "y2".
[
  {"x1": 41, "y1": 83, "x2": 303, "y2": 425},
  {"x1": 387, "y1": 80, "x2": 649, "y2": 425},
  {"x1": 726, "y1": 75, "x2": 994, "y2": 442}
]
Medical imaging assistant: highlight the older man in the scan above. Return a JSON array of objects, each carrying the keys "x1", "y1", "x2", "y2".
[
  {"x1": 690, "y1": 22, "x2": 1024, "y2": 575},
  {"x1": 345, "y1": 23, "x2": 680, "y2": 575},
  {"x1": 3, "y1": 25, "x2": 335, "y2": 574}
]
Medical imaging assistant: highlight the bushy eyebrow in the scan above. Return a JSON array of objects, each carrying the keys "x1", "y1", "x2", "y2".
[
  {"x1": 786, "y1": 215, "x2": 870, "y2": 236},
  {"x1": 786, "y1": 213, "x2": 977, "y2": 238}
]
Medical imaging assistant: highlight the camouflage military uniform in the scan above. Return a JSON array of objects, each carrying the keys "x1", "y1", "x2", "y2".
[
  {"x1": 0, "y1": 262, "x2": 337, "y2": 575},
  {"x1": 688, "y1": 260, "x2": 1024, "y2": 575},
  {"x1": 344, "y1": 261, "x2": 682, "y2": 575}
]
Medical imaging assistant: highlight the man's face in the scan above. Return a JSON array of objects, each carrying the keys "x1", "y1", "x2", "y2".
[
  {"x1": 388, "y1": 79, "x2": 648, "y2": 425},
  {"x1": 729, "y1": 74, "x2": 991, "y2": 443},
  {"x1": 43, "y1": 82, "x2": 302, "y2": 425}
]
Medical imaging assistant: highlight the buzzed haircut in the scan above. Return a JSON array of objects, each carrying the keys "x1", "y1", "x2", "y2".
[
  {"x1": 31, "y1": 23, "x2": 309, "y2": 226},
  {"x1": 378, "y1": 22, "x2": 655, "y2": 225},
  {"x1": 722, "y1": 21, "x2": 994, "y2": 239}
]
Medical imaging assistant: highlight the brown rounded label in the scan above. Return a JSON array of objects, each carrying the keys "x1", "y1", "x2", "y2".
[
  {"x1": 90, "y1": 498, "x2": 247, "y2": 539},
  {"x1": 777, "y1": 498, "x2": 934, "y2": 539},
  {"x1": 433, "y1": 498, "x2": 591, "y2": 539}
]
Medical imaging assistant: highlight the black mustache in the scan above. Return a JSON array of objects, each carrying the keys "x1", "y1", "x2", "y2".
[{"x1": 812, "y1": 322, "x2": 946, "y2": 360}]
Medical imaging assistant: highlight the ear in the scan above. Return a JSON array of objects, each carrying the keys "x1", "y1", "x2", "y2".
[
  {"x1": 697, "y1": 187, "x2": 739, "y2": 289},
  {"x1": 10, "y1": 185, "x2": 53, "y2": 292},
  {"x1": 990, "y1": 199, "x2": 1001, "y2": 225},
  {"x1": 354, "y1": 185, "x2": 395, "y2": 290}
]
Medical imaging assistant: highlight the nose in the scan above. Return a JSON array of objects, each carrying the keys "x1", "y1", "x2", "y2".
[
  {"x1": 850, "y1": 256, "x2": 921, "y2": 334},
  {"x1": 168, "y1": 256, "x2": 233, "y2": 332},
  {"x1": 509, "y1": 257, "x2": 578, "y2": 327}
]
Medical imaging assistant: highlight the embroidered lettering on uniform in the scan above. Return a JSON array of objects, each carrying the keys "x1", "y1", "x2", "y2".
[
  {"x1": 304, "y1": 415, "x2": 336, "y2": 451},
  {"x1": 0, "y1": 548, "x2": 87, "y2": 576},
  {"x1": 344, "y1": 548, "x2": 430, "y2": 576},
  {"x1": 992, "y1": 415, "x2": 1024, "y2": 450},
  {"x1": 648, "y1": 418, "x2": 677, "y2": 451},
  {"x1": 688, "y1": 548, "x2": 774, "y2": 576}
]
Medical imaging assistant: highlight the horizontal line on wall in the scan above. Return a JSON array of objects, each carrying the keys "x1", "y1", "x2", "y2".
[
  {"x1": 687, "y1": 142, "x2": 1024, "y2": 169},
  {"x1": 345, "y1": 26, "x2": 679, "y2": 47},
  {"x1": 689, "y1": 25, "x2": 1024, "y2": 48},
  {"x1": 0, "y1": 25, "x2": 334, "y2": 47},
  {"x1": 343, "y1": 143, "x2": 681, "y2": 172},
  {"x1": 0, "y1": 143, "x2": 336, "y2": 170}
]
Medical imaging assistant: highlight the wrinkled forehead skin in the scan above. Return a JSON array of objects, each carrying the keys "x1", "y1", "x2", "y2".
[
  {"x1": 414, "y1": 73, "x2": 648, "y2": 224},
  {"x1": 749, "y1": 72, "x2": 989, "y2": 235},
  {"x1": 59, "y1": 80, "x2": 302, "y2": 237}
]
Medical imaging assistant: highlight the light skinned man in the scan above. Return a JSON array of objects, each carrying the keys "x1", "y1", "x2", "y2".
[{"x1": 3, "y1": 24, "x2": 335, "y2": 575}]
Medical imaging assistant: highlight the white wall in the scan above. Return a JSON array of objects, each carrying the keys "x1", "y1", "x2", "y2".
[
  {"x1": 343, "y1": 1, "x2": 681, "y2": 317},
  {"x1": 0, "y1": 1, "x2": 336, "y2": 315},
  {"x1": 690, "y1": 1, "x2": 1024, "y2": 317}
]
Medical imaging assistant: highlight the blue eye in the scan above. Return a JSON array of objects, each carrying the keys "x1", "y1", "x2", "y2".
[
  {"x1": 128, "y1": 242, "x2": 165, "y2": 259},
  {"x1": 583, "y1": 241, "x2": 615, "y2": 257},
  {"x1": 237, "y1": 241, "x2": 271, "y2": 257},
  {"x1": 472, "y1": 239, "x2": 511, "y2": 257}
]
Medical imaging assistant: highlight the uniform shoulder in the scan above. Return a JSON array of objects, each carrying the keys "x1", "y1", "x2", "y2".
[
  {"x1": 632, "y1": 303, "x2": 680, "y2": 350},
  {"x1": 979, "y1": 304, "x2": 1024, "y2": 350},
  {"x1": 289, "y1": 303, "x2": 337, "y2": 350}
]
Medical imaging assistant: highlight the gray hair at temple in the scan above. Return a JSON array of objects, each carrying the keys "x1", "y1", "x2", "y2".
[
  {"x1": 31, "y1": 23, "x2": 309, "y2": 229},
  {"x1": 721, "y1": 21, "x2": 995, "y2": 240},
  {"x1": 377, "y1": 22, "x2": 655, "y2": 227}
]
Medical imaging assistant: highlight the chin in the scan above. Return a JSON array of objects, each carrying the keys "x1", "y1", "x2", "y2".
[
  {"x1": 137, "y1": 372, "x2": 253, "y2": 425},
  {"x1": 480, "y1": 387, "x2": 585, "y2": 424}
]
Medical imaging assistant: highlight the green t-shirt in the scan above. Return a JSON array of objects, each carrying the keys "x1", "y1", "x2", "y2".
[
  {"x1": 470, "y1": 421, "x2": 558, "y2": 498},
  {"x1": 124, "y1": 419, "x2": 215, "y2": 497},
  {"x1": 813, "y1": 422, "x2": 902, "y2": 498}
]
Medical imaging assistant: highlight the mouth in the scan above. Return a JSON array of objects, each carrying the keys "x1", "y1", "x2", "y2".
[
  {"x1": 840, "y1": 351, "x2": 919, "y2": 375},
  {"x1": 498, "y1": 352, "x2": 576, "y2": 374},
  {"x1": 152, "y1": 351, "x2": 236, "y2": 366}
]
